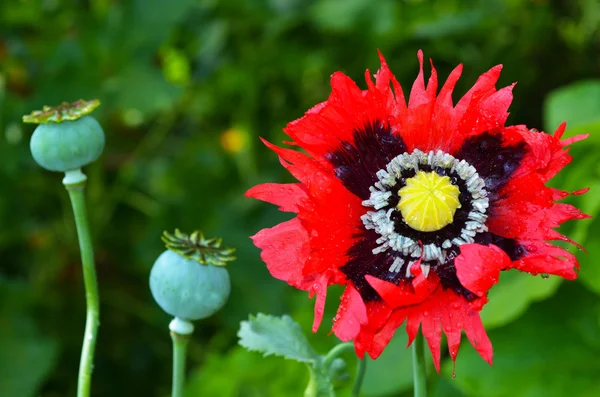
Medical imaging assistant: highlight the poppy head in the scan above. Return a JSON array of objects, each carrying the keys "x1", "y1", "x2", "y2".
[{"x1": 246, "y1": 51, "x2": 589, "y2": 371}]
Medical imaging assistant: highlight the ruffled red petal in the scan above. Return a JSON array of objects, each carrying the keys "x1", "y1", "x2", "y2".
[
  {"x1": 351, "y1": 300, "x2": 396, "y2": 359},
  {"x1": 399, "y1": 52, "x2": 513, "y2": 155},
  {"x1": 251, "y1": 218, "x2": 311, "y2": 288},
  {"x1": 455, "y1": 244, "x2": 511, "y2": 297},
  {"x1": 487, "y1": 125, "x2": 589, "y2": 246},
  {"x1": 356, "y1": 266, "x2": 493, "y2": 370},
  {"x1": 354, "y1": 305, "x2": 403, "y2": 359},
  {"x1": 402, "y1": 289, "x2": 492, "y2": 371},
  {"x1": 332, "y1": 286, "x2": 369, "y2": 341},
  {"x1": 309, "y1": 272, "x2": 331, "y2": 332},
  {"x1": 283, "y1": 58, "x2": 400, "y2": 161},
  {"x1": 364, "y1": 264, "x2": 438, "y2": 307},
  {"x1": 511, "y1": 240, "x2": 579, "y2": 279},
  {"x1": 245, "y1": 183, "x2": 307, "y2": 213}
]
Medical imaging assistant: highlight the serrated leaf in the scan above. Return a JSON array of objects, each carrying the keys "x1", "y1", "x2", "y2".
[{"x1": 238, "y1": 314, "x2": 319, "y2": 364}]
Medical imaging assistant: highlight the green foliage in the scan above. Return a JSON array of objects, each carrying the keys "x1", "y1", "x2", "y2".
[
  {"x1": 480, "y1": 271, "x2": 562, "y2": 329},
  {"x1": 1, "y1": 0, "x2": 599, "y2": 396},
  {"x1": 0, "y1": 278, "x2": 58, "y2": 396},
  {"x1": 544, "y1": 80, "x2": 600, "y2": 140},
  {"x1": 361, "y1": 332, "x2": 414, "y2": 396},
  {"x1": 444, "y1": 285, "x2": 600, "y2": 397},
  {"x1": 238, "y1": 314, "x2": 337, "y2": 396},
  {"x1": 238, "y1": 313, "x2": 318, "y2": 363}
]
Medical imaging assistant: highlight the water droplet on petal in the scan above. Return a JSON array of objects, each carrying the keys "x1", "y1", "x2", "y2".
[
  {"x1": 423, "y1": 311, "x2": 429, "y2": 317},
  {"x1": 526, "y1": 245, "x2": 537, "y2": 253},
  {"x1": 452, "y1": 361, "x2": 457, "y2": 378}
]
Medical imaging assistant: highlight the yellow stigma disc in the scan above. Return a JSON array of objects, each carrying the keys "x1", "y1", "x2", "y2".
[{"x1": 397, "y1": 171, "x2": 461, "y2": 232}]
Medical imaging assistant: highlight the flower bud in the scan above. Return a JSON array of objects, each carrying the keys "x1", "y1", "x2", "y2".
[
  {"x1": 150, "y1": 250, "x2": 231, "y2": 320},
  {"x1": 30, "y1": 115, "x2": 105, "y2": 172},
  {"x1": 149, "y1": 230, "x2": 234, "y2": 321}
]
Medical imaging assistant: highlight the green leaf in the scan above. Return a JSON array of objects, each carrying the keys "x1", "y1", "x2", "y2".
[
  {"x1": 543, "y1": 80, "x2": 600, "y2": 140},
  {"x1": 445, "y1": 284, "x2": 600, "y2": 397},
  {"x1": 480, "y1": 270, "x2": 561, "y2": 329},
  {"x1": 238, "y1": 313, "x2": 319, "y2": 364}
]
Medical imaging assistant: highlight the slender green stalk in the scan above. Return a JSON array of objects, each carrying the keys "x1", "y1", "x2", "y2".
[
  {"x1": 171, "y1": 331, "x2": 190, "y2": 397},
  {"x1": 65, "y1": 180, "x2": 100, "y2": 397},
  {"x1": 323, "y1": 342, "x2": 366, "y2": 396},
  {"x1": 352, "y1": 357, "x2": 367, "y2": 397},
  {"x1": 411, "y1": 332, "x2": 427, "y2": 397},
  {"x1": 322, "y1": 342, "x2": 354, "y2": 368}
]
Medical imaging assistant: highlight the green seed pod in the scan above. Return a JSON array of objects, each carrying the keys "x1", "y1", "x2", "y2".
[
  {"x1": 150, "y1": 250, "x2": 231, "y2": 320},
  {"x1": 30, "y1": 115, "x2": 105, "y2": 172}
]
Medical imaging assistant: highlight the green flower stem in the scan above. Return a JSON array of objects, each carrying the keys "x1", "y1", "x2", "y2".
[
  {"x1": 353, "y1": 357, "x2": 367, "y2": 397},
  {"x1": 412, "y1": 332, "x2": 427, "y2": 397},
  {"x1": 323, "y1": 342, "x2": 366, "y2": 396},
  {"x1": 170, "y1": 318, "x2": 194, "y2": 397},
  {"x1": 63, "y1": 171, "x2": 100, "y2": 397}
]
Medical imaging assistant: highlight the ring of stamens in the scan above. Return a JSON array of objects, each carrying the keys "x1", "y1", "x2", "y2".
[{"x1": 361, "y1": 149, "x2": 489, "y2": 278}]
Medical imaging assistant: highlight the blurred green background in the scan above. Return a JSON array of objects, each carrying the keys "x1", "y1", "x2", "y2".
[{"x1": 1, "y1": 0, "x2": 599, "y2": 396}]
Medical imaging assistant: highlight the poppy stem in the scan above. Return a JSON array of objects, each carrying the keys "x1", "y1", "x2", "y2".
[
  {"x1": 170, "y1": 317, "x2": 194, "y2": 397},
  {"x1": 64, "y1": 173, "x2": 100, "y2": 397},
  {"x1": 352, "y1": 356, "x2": 367, "y2": 397},
  {"x1": 412, "y1": 332, "x2": 427, "y2": 397},
  {"x1": 323, "y1": 342, "x2": 366, "y2": 396}
]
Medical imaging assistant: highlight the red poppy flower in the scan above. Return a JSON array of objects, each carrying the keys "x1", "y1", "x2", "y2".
[{"x1": 246, "y1": 51, "x2": 589, "y2": 370}]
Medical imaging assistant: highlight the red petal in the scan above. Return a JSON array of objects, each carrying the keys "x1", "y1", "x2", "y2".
[
  {"x1": 408, "y1": 50, "x2": 438, "y2": 109},
  {"x1": 365, "y1": 268, "x2": 438, "y2": 308},
  {"x1": 376, "y1": 50, "x2": 405, "y2": 105},
  {"x1": 398, "y1": 288, "x2": 492, "y2": 371},
  {"x1": 250, "y1": 218, "x2": 309, "y2": 288},
  {"x1": 455, "y1": 244, "x2": 511, "y2": 297},
  {"x1": 463, "y1": 310, "x2": 493, "y2": 365},
  {"x1": 283, "y1": 58, "x2": 399, "y2": 161},
  {"x1": 353, "y1": 300, "x2": 396, "y2": 359},
  {"x1": 309, "y1": 272, "x2": 331, "y2": 332},
  {"x1": 245, "y1": 183, "x2": 306, "y2": 213},
  {"x1": 356, "y1": 308, "x2": 406, "y2": 359},
  {"x1": 332, "y1": 286, "x2": 369, "y2": 342},
  {"x1": 512, "y1": 241, "x2": 579, "y2": 279},
  {"x1": 488, "y1": 124, "x2": 589, "y2": 248},
  {"x1": 261, "y1": 138, "x2": 328, "y2": 186},
  {"x1": 436, "y1": 64, "x2": 463, "y2": 107}
]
